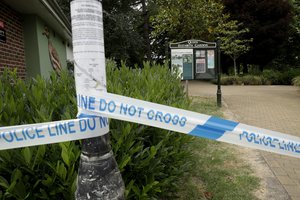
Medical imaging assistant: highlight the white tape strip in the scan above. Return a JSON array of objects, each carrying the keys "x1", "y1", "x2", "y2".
[
  {"x1": 76, "y1": 91, "x2": 300, "y2": 158},
  {"x1": 1, "y1": 90, "x2": 299, "y2": 158},
  {"x1": 0, "y1": 117, "x2": 109, "y2": 150}
]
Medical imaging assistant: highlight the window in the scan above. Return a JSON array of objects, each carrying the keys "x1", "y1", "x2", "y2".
[
  {"x1": 207, "y1": 50, "x2": 215, "y2": 69},
  {"x1": 196, "y1": 50, "x2": 205, "y2": 57},
  {"x1": 196, "y1": 59, "x2": 206, "y2": 73}
]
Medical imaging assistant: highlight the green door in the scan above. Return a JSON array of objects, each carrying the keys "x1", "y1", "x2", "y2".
[{"x1": 182, "y1": 54, "x2": 193, "y2": 80}]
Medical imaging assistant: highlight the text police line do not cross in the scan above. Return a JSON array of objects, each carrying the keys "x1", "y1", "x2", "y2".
[
  {"x1": 76, "y1": 91, "x2": 300, "y2": 159},
  {"x1": 1, "y1": 90, "x2": 300, "y2": 158},
  {"x1": 0, "y1": 118, "x2": 109, "y2": 150}
]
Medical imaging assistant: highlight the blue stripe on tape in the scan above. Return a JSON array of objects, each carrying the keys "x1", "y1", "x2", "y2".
[
  {"x1": 78, "y1": 113, "x2": 100, "y2": 119},
  {"x1": 189, "y1": 117, "x2": 239, "y2": 140}
]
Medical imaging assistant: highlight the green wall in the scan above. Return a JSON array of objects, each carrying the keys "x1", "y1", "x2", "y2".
[
  {"x1": 23, "y1": 15, "x2": 41, "y2": 78},
  {"x1": 23, "y1": 15, "x2": 67, "y2": 79}
]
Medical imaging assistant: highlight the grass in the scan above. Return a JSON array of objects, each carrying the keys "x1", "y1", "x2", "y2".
[
  {"x1": 189, "y1": 97, "x2": 223, "y2": 117},
  {"x1": 177, "y1": 97, "x2": 260, "y2": 200}
]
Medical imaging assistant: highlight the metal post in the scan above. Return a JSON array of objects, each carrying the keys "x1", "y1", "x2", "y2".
[
  {"x1": 71, "y1": 0, "x2": 125, "y2": 199},
  {"x1": 216, "y1": 39, "x2": 222, "y2": 107}
]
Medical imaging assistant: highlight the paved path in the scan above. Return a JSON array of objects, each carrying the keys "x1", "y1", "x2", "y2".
[{"x1": 187, "y1": 81, "x2": 300, "y2": 200}]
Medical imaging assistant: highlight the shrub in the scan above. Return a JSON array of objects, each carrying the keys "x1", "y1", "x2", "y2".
[
  {"x1": 220, "y1": 75, "x2": 242, "y2": 85},
  {"x1": 219, "y1": 69, "x2": 300, "y2": 85},
  {"x1": 0, "y1": 62, "x2": 192, "y2": 199},
  {"x1": 0, "y1": 69, "x2": 78, "y2": 199},
  {"x1": 262, "y1": 69, "x2": 281, "y2": 84},
  {"x1": 242, "y1": 75, "x2": 263, "y2": 85},
  {"x1": 293, "y1": 76, "x2": 300, "y2": 87},
  {"x1": 106, "y1": 61, "x2": 192, "y2": 199},
  {"x1": 262, "y1": 68, "x2": 300, "y2": 85},
  {"x1": 280, "y1": 68, "x2": 300, "y2": 85}
]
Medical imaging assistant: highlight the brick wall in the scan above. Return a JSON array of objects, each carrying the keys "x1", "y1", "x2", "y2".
[{"x1": 0, "y1": 2, "x2": 26, "y2": 79}]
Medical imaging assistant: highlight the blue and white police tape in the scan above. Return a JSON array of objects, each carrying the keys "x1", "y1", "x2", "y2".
[
  {"x1": 0, "y1": 117, "x2": 109, "y2": 150},
  {"x1": 77, "y1": 92, "x2": 300, "y2": 159}
]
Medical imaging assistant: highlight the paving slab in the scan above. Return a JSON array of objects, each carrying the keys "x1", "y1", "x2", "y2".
[{"x1": 187, "y1": 80, "x2": 300, "y2": 199}]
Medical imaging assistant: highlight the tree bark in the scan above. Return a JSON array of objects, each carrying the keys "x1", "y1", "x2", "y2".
[
  {"x1": 76, "y1": 135, "x2": 125, "y2": 200},
  {"x1": 233, "y1": 58, "x2": 237, "y2": 76},
  {"x1": 141, "y1": 0, "x2": 151, "y2": 61},
  {"x1": 71, "y1": 0, "x2": 125, "y2": 199}
]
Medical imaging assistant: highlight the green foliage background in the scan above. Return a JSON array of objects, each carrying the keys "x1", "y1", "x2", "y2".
[
  {"x1": 294, "y1": 75, "x2": 300, "y2": 87},
  {"x1": 0, "y1": 69, "x2": 78, "y2": 199},
  {"x1": 219, "y1": 68, "x2": 300, "y2": 85},
  {"x1": 0, "y1": 61, "x2": 192, "y2": 199}
]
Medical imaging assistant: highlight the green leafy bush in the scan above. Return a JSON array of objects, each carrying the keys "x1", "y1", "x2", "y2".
[
  {"x1": 0, "y1": 62, "x2": 192, "y2": 199},
  {"x1": 261, "y1": 69, "x2": 281, "y2": 84},
  {"x1": 280, "y1": 68, "x2": 300, "y2": 85},
  {"x1": 262, "y1": 69, "x2": 300, "y2": 85},
  {"x1": 293, "y1": 76, "x2": 300, "y2": 87},
  {"x1": 220, "y1": 75, "x2": 242, "y2": 85},
  {"x1": 221, "y1": 75, "x2": 263, "y2": 85},
  {"x1": 220, "y1": 68, "x2": 300, "y2": 85},
  {"x1": 242, "y1": 75, "x2": 263, "y2": 85},
  {"x1": 0, "y1": 69, "x2": 78, "y2": 199},
  {"x1": 106, "y1": 61, "x2": 192, "y2": 199}
]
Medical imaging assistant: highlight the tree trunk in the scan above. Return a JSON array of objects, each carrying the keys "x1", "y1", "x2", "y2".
[
  {"x1": 76, "y1": 135, "x2": 125, "y2": 200},
  {"x1": 243, "y1": 62, "x2": 248, "y2": 74},
  {"x1": 71, "y1": 0, "x2": 125, "y2": 199},
  {"x1": 233, "y1": 58, "x2": 237, "y2": 76},
  {"x1": 141, "y1": 0, "x2": 151, "y2": 61}
]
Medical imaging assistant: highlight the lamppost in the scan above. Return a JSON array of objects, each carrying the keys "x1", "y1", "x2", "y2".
[
  {"x1": 70, "y1": 0, "x2": 125, "y2": 199},
  {"x1": 216, "y1": 39, "x2": 222, "y2": 107}
]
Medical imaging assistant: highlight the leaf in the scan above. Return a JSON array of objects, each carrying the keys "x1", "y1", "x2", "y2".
[
  {"x1": 60, "y1": 145, "x2": 70, "y2": 168},
  {"x1": 22, "y1": 147, "x2": 32, "y2": 166},
  {"x1": 11, "y1": 169, "x2": 22, "y2": 183},
  {"x1": 125, "y1": 180, "x2": 135, "y2": 198},
  {"x1": 7, "y1": 181, "x2": 17, "y2": 194},
  {"x1": 119, "y1": 155, "x2": 131, "y2": 170},
  {"x1": 56, "y1": 161, "x2": 67, "y2": 181},
  {"x1": 150, "y1": 146, "x2": 157, "y2": 158},
  {"x1": 142, "y1": 181, "x2": 159, "y2": 196},
  {"x1": 32, "y1": 145, "x2": 46, "y2": 168},
  {"x1": 14, "y1": 179, "x2": 27, "y2": 199},
  {"x1": 71, "y1": 172, "x2": 78, "y2": 194},
  {"x1": 42, "y1": 174, "x2": 54, "y2": 187},
  {"x1": 131, "y1": 184, "x2": 141, "y2": 196},
  {"x1": 0, "y1": 176, "x2": 9, "y2": 189},
  {"x1": 0, "y1": 150, "x2": 11, "y2": 162},
  {"x1": 32, "y1": 179, "x2": 42, "y2": 189}
]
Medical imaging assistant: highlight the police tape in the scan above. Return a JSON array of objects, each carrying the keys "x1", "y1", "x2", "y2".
[
  {"x1": 1, "y1": 91, "x2": 299, "y2": 158},
  {"x1": 0, "y1": 117, "x2": 109, "y2": 150},
  {"x1": 77, "y1": 91, "x2": 300, "y2": 159}
]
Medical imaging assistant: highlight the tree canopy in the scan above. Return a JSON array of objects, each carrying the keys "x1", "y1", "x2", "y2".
[
  {"x1": 150, "y1": 0, "x2": 233, "y2": 62},
  {"x1": 218, "y1": 21, "x2": 252, "y2": 75},
  {"x1": 57, "y1": 0, "x2": 300, "y2": 71},
  {"x1": 223, "y1": 0, "x2": 293, "y2": 70}
]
